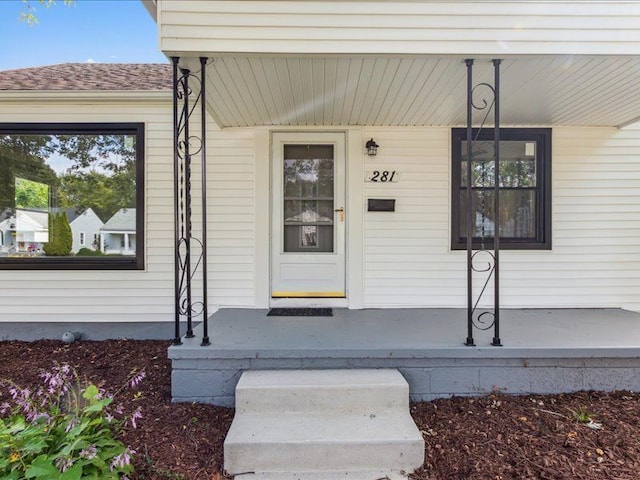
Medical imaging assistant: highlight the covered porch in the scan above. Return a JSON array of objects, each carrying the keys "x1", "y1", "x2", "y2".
[
  {"x1": 166, "y1": 54, "x2": 640, "y2": 331},
  {"x1": 169, "y1": 307, "x2": 640, "y2": 406},
  {"x1": 156, "y1": 1, "x2": 640, "y2": 405}
]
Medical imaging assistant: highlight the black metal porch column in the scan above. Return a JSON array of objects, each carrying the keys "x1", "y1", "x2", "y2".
[
  {"x1": 172, "y1": 57, "x2": 211, "y2": 346},
  {"x1": 465, "y1": 58, "x2": 502, "y2": 347},
  {"x1": 199, "y1": 57, "x2": 210, "y2": 346},
  {"x1": 465, "y1": 59, "x2": 474, "y2": 346},
  {"x1": 492, "y1": 59, "x2": 502, "y2": 347}
]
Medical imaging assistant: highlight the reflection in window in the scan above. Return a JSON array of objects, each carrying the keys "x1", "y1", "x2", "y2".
[
  {"x1": 11, "y1": 177, "x2": 50, "y2": 253},
  {"x1": 283, "y1": 144, "x2": 335, "y2": 253},
  {"x1": 451, "y1": 128, "x2": 551, "y2": 250},
  {"x1": 301, "y1": 225, "x2": 318, "y2": 248},
  {"x1": 0, "y1": 123, "x2": 144, "y2": 268}
]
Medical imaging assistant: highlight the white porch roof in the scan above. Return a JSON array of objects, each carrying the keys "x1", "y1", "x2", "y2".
[
  {"x1": 193, "y1": 55, "x2": 640, "y2": 129},
  {"x1": 156, "y1": 1, "x2": 640, "y2": 129}
]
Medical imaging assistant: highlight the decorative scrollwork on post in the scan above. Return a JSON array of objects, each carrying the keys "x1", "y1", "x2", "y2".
[
  {"x1": 465, "y1": 59, "x2": 502, "y2": 347},
  {"x1": 470, "y1": 250, "x2": 496, "y2": 331},
  {"x1": 470, "y1": 83, "x2": 496, "y2": 132},
  {"x1": 172, "y1": 57, "x2": 210, "y2": 346}
]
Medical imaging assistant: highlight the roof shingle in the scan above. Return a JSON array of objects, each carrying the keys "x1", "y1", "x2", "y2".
[
  {"x1": 0, "y1": 63, "x2": 172, "y2": 91},
  {"x1": 102, "y1": 208, "x2": 136, "y2": 232}
]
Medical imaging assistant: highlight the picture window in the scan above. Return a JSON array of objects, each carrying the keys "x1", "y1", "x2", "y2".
[
  {"x1": 0, "y1": 123, "x2": 144, "y2": 269},
  {"x1": 451, "y1": 128, "x2": 551, "y2": 250}
]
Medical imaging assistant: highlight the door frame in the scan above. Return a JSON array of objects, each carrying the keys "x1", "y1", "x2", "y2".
[
  {"x1": 254, "y1": 128, "x2": 364, "y2": 309},
  {"x1": 269, "y1": 131, "x2": 347, "y2": 306}
]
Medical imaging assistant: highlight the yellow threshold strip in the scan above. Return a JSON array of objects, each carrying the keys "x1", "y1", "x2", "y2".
[{"x1": 272, "y1": 291, "x2": 345, "y2": 298}]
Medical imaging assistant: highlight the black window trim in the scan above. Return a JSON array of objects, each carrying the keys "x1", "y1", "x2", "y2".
[
  {"x1": 0, "y1": 122, "x2": 145, "y2": 270},
  {"x1": 451, "y1": 127, "x2": 552, "y2": 250}
]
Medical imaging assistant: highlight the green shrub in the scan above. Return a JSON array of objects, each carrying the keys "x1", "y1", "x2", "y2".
[
  {"x1": 59, "y1": 212, "x2": 73, "y2": 255},
  {"x1": 0, "y1": 363, "x2": 145, "y2": 479},
  {"x1": 43, "y1": 213, "x2": 72, "y2": 256},
  {"x1": 76, "y1": 248, "x2": 104, "y2": 257}
]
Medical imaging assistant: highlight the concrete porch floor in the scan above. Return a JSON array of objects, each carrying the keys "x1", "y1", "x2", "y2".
[
  {"x1": 169, "y1": 308, "x2": 640, "y2": 406},
  {"x1": 173, "y1": 308, "x2": 640, "y2": 357}
]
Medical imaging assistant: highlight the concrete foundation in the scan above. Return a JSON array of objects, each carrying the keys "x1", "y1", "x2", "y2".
[
  {"x1": 0, "y1": 321, "x2": 174, "y2": 341},
  {"x1": 169, "y1": 308, "x2": 640, "y2": 406}
]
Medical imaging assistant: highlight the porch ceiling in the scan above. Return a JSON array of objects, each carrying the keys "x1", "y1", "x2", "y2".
[{"x1": 197, "y1": 55, "x2": 640, "y2": 129}]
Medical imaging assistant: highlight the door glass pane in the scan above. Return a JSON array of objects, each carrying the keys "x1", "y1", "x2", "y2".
[
  {"x1": 284, "y1": 225, "x2": 334, "y2": 252},
  {"x1": 284, "y1": 200, "x2": 334, "y2": 223},
  {"x1": 283, "y1": 144, "x2": 334, "y2": 252}
]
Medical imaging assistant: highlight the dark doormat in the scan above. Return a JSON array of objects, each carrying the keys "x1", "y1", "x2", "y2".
[{"x1": 267, "y1": 307, "x2": 333, "y2": 317}]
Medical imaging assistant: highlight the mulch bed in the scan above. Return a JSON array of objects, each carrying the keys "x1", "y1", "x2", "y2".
[{"x1": 1, "y1": 340, "x2": 639, "y2": 480}]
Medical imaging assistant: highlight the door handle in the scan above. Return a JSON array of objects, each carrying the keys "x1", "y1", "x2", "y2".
[{"x1": 334, "y1": 207, "x2": 344, "y2": 222}]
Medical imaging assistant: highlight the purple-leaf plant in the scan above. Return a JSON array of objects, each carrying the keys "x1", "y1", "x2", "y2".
[{"x1": 0, "y1": 362, "x2": 145, "y2": 479}]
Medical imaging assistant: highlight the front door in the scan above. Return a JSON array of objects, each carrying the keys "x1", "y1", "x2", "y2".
[{"x1": 271, "y1": 132, "x2": 346, "y2": 298}]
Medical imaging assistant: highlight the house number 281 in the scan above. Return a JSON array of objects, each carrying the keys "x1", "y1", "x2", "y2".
[
  {"x1": 366, "y1": 170, "x2": 398, "y2": 183},
  {"x1": 365, "y1": 170, "x2": 398, "y2": 183}
]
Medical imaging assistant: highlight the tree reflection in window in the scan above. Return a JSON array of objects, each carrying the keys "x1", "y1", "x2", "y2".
[
  {"x1": 0, "y1": 123, "x2": 144, "y2": 268},
  {"x1": 451, "y1": 128, "x2": 551, "y2": 250},
  {"x1": 283, "y1": 144, "x2": 334, "y2": 253}
]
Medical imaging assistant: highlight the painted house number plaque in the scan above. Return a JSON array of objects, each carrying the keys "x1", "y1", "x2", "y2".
[{"x1": 365, "y1": 170, "x2": 398, "y2": 183}]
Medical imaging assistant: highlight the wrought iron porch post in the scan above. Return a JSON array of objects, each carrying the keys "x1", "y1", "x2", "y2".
[
  {"x1": 492, "y1": 59, "x2": 502, "y2": 347},
  {"x1": 172, "y1": 57, "x2": 210, "y2": 346},
  {"x1": 181, "y1": 66, "x2": 194, "y2": 339},
  {"x1": 465, "y1": 58, "x2": 502, "y2": 347},
  {"x1": 200, "y1": 56, "x2": 210, "y2": 346},
  {"x1": 172, "y1": 57, "x2": 181, "y2": 345},
  {"x1": 465, "y1": 59, "x2": 475, "y2": 347}
]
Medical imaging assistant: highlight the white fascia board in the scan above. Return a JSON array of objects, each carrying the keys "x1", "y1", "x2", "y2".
[
  {"x1": 0, "y1": 90, "x2": 171, "y2": 104},
  {"x1": 141, "y1": 0, "x2": 157, "y2": 22},
  {"x1": 157, "y1": 1, "x2": 640, "y2": 57}
]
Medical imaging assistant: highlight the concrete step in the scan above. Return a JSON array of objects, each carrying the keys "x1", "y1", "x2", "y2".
[
  {"x1": 224, "y1": 369, "x2": 424, "y2": 479},
  {"x1": 234, "y1": 369, "x2": 410, "y2": 414},
  {"x1": 230, "y1": 472, "x2": 409, "y2": 480},
  {"x1": 225, "y1": 412, "x2": 424, "y2": 473}
]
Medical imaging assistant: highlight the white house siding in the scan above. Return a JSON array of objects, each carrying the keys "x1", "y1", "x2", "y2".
[
  {"x1": 206, "y1": 126, "x2": 256, "y2": 307},
  {"x1": 157, "y1": 1, "x2": 640, "y2": 56},
  {"x1": 0, "y1": 99, "x2": 174, "y2": 323},
  {"x1": 1, "y1": 98, "x2": 638, "y2": 319},
  {"x1": 362, "y1": 128, "x2": 458, "y2": 307},
  {"x1": 0, "y1": 99, "x2": 258, "y2": 322},
  {"x1": 361, "y1": 126, "x2": 640, "y2": 310}
]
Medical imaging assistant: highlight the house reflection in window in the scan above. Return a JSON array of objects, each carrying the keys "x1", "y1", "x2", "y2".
[{"x1": 301, "y1": 225, "x2": 318, "y2": 248}]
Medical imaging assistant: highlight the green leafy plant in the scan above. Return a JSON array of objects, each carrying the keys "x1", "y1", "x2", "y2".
[
  {"x1": 19, "y1": 0, "x2": 76, "y2": 26},
  {"x1": 0, "y1": 363, "x2": 145, "y2": 479},
  {"x1": 570, "y1": 406, "x2": 592, "y2": 423},
  {"x1": 15, "y1": 177, "x2": 49, "y2": 210}
]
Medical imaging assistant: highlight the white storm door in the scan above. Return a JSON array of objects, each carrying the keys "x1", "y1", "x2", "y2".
[{"x1": 271, "y1": 132, "x2": 346, "y2": 298}]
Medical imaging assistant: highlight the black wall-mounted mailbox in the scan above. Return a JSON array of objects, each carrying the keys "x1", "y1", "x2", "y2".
[{"x1": 367, "y1": 198, "x2": 396, "y2": 212}]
